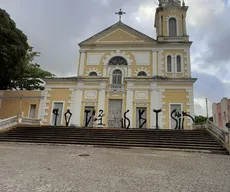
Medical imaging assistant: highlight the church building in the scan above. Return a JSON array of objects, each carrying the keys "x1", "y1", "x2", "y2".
[{"x1": 0, "y1": 0, "x2": 197, "y2": 129}]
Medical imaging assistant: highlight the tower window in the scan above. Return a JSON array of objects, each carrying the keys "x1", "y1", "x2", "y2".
[
  {"x1": 137, "y1": 71, "x2": 147, "y2": 76},
  {"x1": 109, "y1": 56, "x2": 128, "y2": 65},
  {"x1": 176, "y1": 56, "x2": 182, "y2": 72},
  {"x1": 167, "y1": 55, "x2": 172, "y2": 72},
  {"x1": 89, "y1": 71, "x2": 98, "y2": 76},
  {"x1": 112, "y1": 69, "x2": 122, "y2": 85},
  {"x1": 169, "y1": 18, "x2": 177, "y2": 36}
]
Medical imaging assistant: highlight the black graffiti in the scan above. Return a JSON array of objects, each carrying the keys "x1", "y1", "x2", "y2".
[
  {"x1": 52, "y1": 109, "x2": 59, "y2": 126},
  {"x1": 153, "y1": 109, "x2": 162, "y2": 129},
  {"x1": 84, "y1": 109, "x2": 105, "y2": 127},
  {"x1": 182, "y1": 111, "x2": 195, "y2": 130},
  {"x1": 123, "y1": 110, "x2": 130, "y2": 129},
  {"x1": 171, "y1": 109, "x2": 195, "y2": 129},
  {"x1": 138, "y1": 110, "x2": 147, "y2": 129},
  {"x1": 84, "y1": 110, "x2": 94, "y2": 127},
  {"x1": 94, "y1": 109, "x2": 105, "y2": 126},
  {"x1": 64, "y1": 109, "x2": 72, "y2": 127}
]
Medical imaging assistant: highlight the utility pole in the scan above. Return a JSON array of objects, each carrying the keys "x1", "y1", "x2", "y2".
[{"x1": 206, "y1": 98, "x2": 209, "y2": 119}]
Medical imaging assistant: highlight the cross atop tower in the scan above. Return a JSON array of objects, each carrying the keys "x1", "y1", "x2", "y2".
[{"x1": 115, "y1": 9, "x2": 126, "y2": 22}]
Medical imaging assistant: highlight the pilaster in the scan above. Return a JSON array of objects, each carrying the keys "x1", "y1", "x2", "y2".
[
  {"x1": 38, "y1": 88, "x2": 51, "y2": 123},
  {"x1": 152, "y1": 50, "x2": 157, "y2": 76},
  {"x1": 73, "y1": 88, "x2": 83, "y2": 126},
  {"x1": 79, "y1": 50, "x2": 86, "y2": 76},
  {"x1": 97, "y1": 83, "x2": 106, "y2": 127},
  {"x1": 126, "y1": 83, "x2": 134, "y2": 128},
  {"x1": 186, "y1": 87, "x2": 194, "y2": 128},
  {"x1": 158, "y1": 50, "x2": 163, "y2": 76},
  {"x1": 150, "y1": 84, "x2": 164, "y2": 129}
]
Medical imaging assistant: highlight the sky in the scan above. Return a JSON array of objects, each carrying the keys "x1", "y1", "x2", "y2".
[{"x1": 1, "y1": 0, "x2": 230, "y2": 117}]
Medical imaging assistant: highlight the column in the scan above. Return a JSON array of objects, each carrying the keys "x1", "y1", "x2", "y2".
[
  {"x1": 186, "y1": 87, "x2": 194, "y2": 129},
  {"x1": 126, "y1": 88, "x2": 133, "y2": 128},
  {"x1": 150, "y1": 86, "x2": 161, "y2": 129},
  {"x1": 157, "y1": 50, "x2": 163, "y2": 76},
  {"x1": 79, "y1": 51, "x2": 86, "y2": 76},
  {"x1": 97, "y1": 85, "x2": 106, "y2": 127},
  {"x1": 185, "y1": 48, "x2": 191, "y2": 78},
  {"x1": 159, "y1": 17, "x2": 162, "y2": 36},
  {"x1": 173, "y1": 55, "x2": 176, "y2": 77},
  {"x1": 71, "y1": 88, "x2": 83, "y2": 126},
  {"x1": 152, "y1": 50, "x2": 157, "y2": 76},
  {"x1": 183, "y1": 16, "x2": 187, "y2": 35}
]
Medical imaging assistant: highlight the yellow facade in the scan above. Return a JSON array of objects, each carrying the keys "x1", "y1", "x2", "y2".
[
  {"x1": 0, "y1": 91, "x2": 42, "y2": 119},
  {"x1": 0, "y1": 1, "x2": 196, "y2": 129}
]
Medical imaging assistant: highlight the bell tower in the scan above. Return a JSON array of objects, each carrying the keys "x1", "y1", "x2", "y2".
[{"x1": 154, "y1": 0, "x2": 189, "y2": 42}]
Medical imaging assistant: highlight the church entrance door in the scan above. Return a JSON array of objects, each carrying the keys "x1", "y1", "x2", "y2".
[
  {"x1": 136, "y1": 107, "x2": 147, "y2": 128},
  {"x1": 108, "y1": 99, "x2": 122, "y2": 128},
  {"x1": 170, "y1": 104, "x2": 182, "y2": 129}
]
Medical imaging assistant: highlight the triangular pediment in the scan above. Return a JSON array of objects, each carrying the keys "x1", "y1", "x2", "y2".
[
  {"x1": 98, "y1": 28, "x2": 143, "y2": 42},
  {"x1": 79, "y1": 22, "x2": 156, "y2": 46},
  {"x1": 163, "y1": 3, "x2": 188, "y2": 11}
]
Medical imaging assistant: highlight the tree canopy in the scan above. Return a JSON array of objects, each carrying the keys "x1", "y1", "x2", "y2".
[
  {"x1": 0, "y1": 8, "x2": 54, "y2": 90},
  {"x1": 195, "y1": 115, "x2": 208, "y2": 124}
]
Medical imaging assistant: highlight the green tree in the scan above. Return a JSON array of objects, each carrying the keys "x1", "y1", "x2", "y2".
[
  {"x1": 15, "y1": 47, "x2": 55, "y2": 90},
  {"x1": 195, "y1": 115, "x2": 208, "y2": 124},
  {"x1": 0, "y1": 8, "x2": 54, "y2": 90},
  {"x1": 0, "y1": 8, "x2": 29, "y2": 89}
]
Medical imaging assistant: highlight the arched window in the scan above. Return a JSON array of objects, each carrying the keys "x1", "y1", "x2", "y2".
[
  {"x1": 112, "y1": 69, "x2": 122, "y2": 85},
  {"x1": 176, "y1": 56, "x2": 182, "y2": 72},
  {"x1": 167, "y1": 55, "x2": 172, "y2": 72},
  {"x1": 169, "y1": 18, "x2": 177, "y2": 36},
  {"x1": 89, "y1": 71, "x2": 97, "y2": 76},
  {"x1": 137, "y1": 71, "x2": 147, "y2": 76},
  {"x1": 109, "y1": 56, "x2": 128, "y2": 65}
]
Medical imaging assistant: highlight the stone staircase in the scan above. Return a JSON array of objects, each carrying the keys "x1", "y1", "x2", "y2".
[{"x1": 0, "y1": 126, "x2": 228, "y2": 155}]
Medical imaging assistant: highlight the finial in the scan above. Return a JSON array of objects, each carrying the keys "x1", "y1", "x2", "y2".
[
  {"x1": 182, "y1": 0, "x2": 185, "y2": 6},
  {"x1": 115, "y1": 8, "x2": 126, "y2": 22}
]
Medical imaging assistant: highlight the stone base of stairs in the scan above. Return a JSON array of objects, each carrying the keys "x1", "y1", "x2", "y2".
[{"x1": 0, "y1": 126, "x2": 228, "y2": 155}]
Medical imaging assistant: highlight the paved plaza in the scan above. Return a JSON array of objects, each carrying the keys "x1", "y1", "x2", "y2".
[{"x1": 0, "y1": 143, "x2": 230, "y2": 192}]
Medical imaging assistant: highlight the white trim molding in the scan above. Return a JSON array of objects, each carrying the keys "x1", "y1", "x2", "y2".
[
  {"x1": 165, "y1": 15, "x2": 180, "y2": 36},
  {"x1": 38, "y1": 90, "x2": 50, "y2": 122},
  {"x1": 134, "y1": 67, "x2": 151, "y2": 76},
  {"x1": 174, "y1": 53, "x2": 184, "y2": 74},
  {"x1": 85, "y1": 68, "x2": 102, "y2": 76},
  {"x1": 102, "y1": 51, "x2": 133, "y2": 67},
  {"x1": 109, "y1": 66, "x2": 126, "y2": 85},
  {"x1": 50, "y1": 101, "x2": 65, "y2": 126},
  {"x1": 165, "y1": 53, "x2": 174, "y2": 73},
  {"x1": 169, "y1": 103, "x2": 183, "y2": 129}
]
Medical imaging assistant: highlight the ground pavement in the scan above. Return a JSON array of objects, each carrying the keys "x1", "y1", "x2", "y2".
[{"x1": 0, "y1": 143, "x2": 230, "y2": 192}]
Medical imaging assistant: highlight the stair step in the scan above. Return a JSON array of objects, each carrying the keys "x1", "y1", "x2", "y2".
[
  {"x1": 0, "y1": 138, "x2": 226, "y2": 151},
  {"x1": 1, "y1": 126, "x2": 227, "y2": 155},
  {"x1": 0, "y1": 137, "x2": 225, "y2": 149},
  {"x1": 0, "y1": 135, "x2": 218, "y2": 143},
  {"x1": 0, "y1": 133, "x2": 213, "y2": 141}
]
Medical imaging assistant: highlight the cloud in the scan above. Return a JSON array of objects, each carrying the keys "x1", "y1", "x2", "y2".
[
  {"x1": 193, "y1": 70, "x2": 230, "y2": 116},
  {"x1": 193, "y1": 71, "x2": 230, "y2": 102},
  {"x1": 1, "y1": 0, "x2": 230, "y2": 116},
  {"x1": 186, "y1": 0, "x2": 230, "y2": 79}
]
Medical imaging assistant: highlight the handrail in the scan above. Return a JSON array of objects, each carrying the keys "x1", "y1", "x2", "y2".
[
  {"x1": 0, "y1": 115, "x2": 42, "y2": 132},
  {"x1": 0, "y1": 116, "x2": 18, "y2": 131},
  {"x1": 21, "y1": 117, "x2": 41, "y2": 125},
  {"x1": 206, "y1": 120, "x2": 229, "y2": 148}
]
